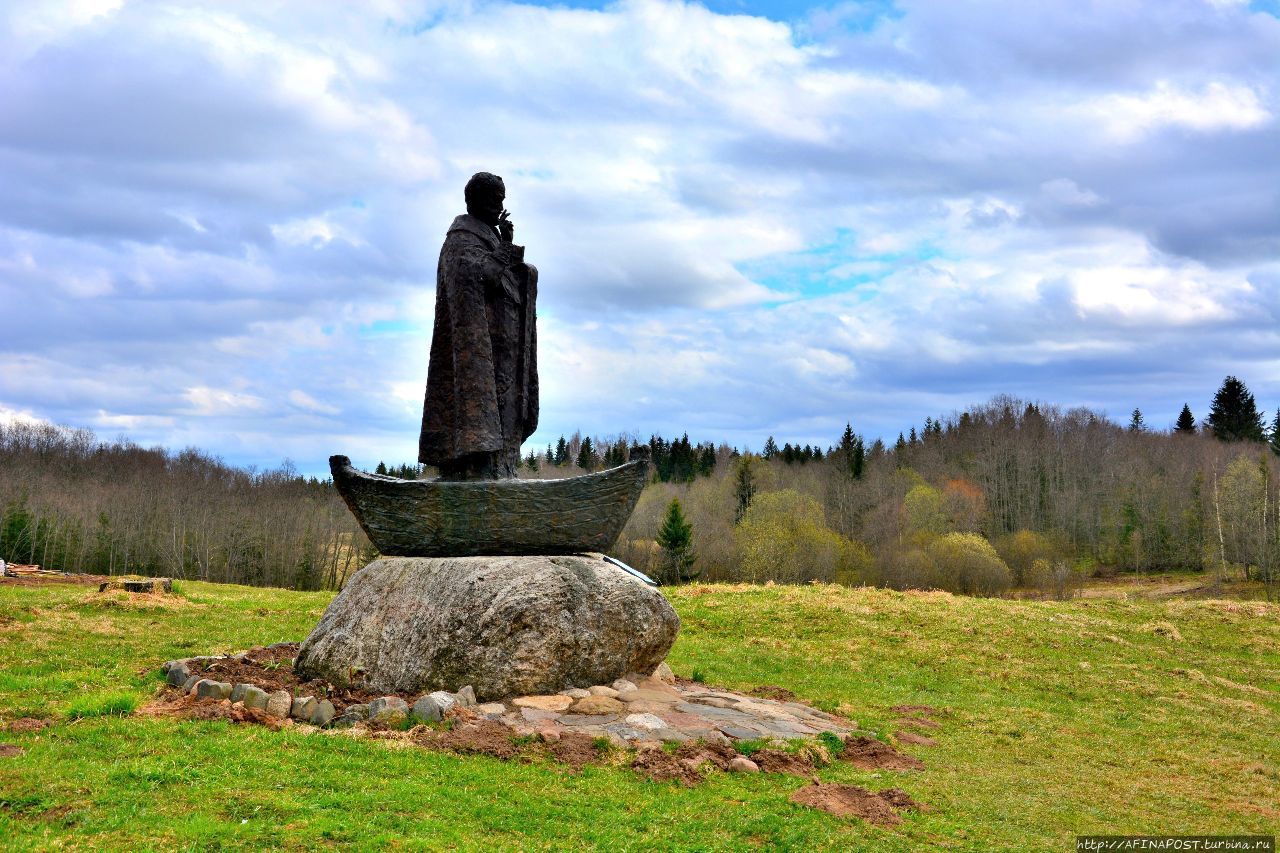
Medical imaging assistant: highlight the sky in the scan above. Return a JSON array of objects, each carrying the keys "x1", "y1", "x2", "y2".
[{"x1": 1, "y1": 0, "x2": 1279, "y2": 475}]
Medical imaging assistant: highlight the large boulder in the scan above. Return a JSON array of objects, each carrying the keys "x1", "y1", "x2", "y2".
[{"x1": 294, "y1": 555, "x2": 679, "y2": 701}]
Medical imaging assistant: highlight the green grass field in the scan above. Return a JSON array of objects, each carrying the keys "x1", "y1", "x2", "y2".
[{"x1": 0, "y1": 578, "x2": 1276, "y2": 851}]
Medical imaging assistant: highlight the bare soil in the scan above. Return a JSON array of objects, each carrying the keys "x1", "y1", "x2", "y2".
[
  {"x1": 841, "y1": 735, "x2": 926, "y2": 771},
  {"x1": 888, "y1": 704, "x2": 943, "y2": 717},
  {"x1": 549, "y1": 732, "x2": 604, "y2": 771},
  {"x1": 894, "y1": 716, "x2": 940, "y2": 730},
  {"x1": 631, "y1": 748, "x2": 704, "y2": 786},
  {"x1": 189, "y1": 644, "x2": 384, "y2": 713},
  {"x1": 4, "y1": 718, "x2": 52, "y2": 733},
  {"x1": 418, "y1": 720, "x2": 519, "y2": 760},
  {"x1": 0, "y1": 744, "x2": 24, "y2": 757},
  {"x1": 751, "y1": 748, "x2": 816, "y2": 775},
  {"x1": 789, "y1": 783, "x2": 922, "y2": 826},
  {"x1": 749, "y1": 684, "x2": 798, "y2": 702}
]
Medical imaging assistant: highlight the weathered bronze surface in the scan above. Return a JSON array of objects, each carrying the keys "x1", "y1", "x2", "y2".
[
  {"x1": 418, "y1": 172, "x2": 538, "y2": 480},
  {"x1": 330, "y1": 454, "x2": 650, "y2": 557}
]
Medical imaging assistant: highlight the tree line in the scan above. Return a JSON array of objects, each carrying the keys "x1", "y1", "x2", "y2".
[
  {"x1": 4, "y1": 375, "x2": 1277, "y2": 598},
  {"x1": 0, "y1": 420, "x2": 369, "y2": 589}
]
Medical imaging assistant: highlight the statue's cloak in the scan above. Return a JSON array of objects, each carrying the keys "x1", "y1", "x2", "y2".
[{"x1": 418, "y1": 214, "x2": 538, "y2": 466}]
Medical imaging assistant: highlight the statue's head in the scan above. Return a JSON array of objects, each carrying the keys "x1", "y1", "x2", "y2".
[{"x1": 464, "y1": 172, "x2": 506, "y2": 227}]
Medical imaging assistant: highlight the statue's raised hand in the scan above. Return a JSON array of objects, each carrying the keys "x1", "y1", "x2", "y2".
[{"x1": 498, "y1": 209, "x2": 514, "y2": 243}]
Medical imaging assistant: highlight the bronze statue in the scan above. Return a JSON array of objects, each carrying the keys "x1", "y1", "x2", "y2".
[{"x1": 418, "y1": 172, "x2": 538, "y2": 480}]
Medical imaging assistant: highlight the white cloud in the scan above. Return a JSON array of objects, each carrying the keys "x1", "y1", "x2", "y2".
[{"x1": 2, "y1": 0, "x2": 1279, "y2": 470}]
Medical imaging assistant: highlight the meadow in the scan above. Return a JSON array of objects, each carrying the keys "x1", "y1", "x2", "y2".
[{"x1": 0, "y1": 576, "x2": 1276, "y2": 851}]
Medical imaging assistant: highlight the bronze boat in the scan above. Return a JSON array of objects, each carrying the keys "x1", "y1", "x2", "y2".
[{"x1": 330, "y1": 453, "x2": 650, "y2": 557}]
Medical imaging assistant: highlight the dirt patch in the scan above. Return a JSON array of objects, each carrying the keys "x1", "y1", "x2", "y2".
[
  {"x1": 789, "y1": 783, "x2": 922, "y2": 826},
  {"x1": 0, "y1": 744, "x2": 25, "y2": 757},
  {"x1": 4, "y1": 718, "x2": 52, "y2": 734},
  {"x1": 889, "y1": 704, "x2": 942, "y2": 718},
  {"x1": 183, "y1": 698, "x2": 284, "y2": 730},
  {"x1": 841, "y1": 736, "x2": 925, "y2": 771},
  {"x1": 549, "y1": 732, "x2": 604, "y2": 771},
  {"x1": 674, "y1": 741, "x2": 738, "y2": 771},
  {"x1": 751, "y1": 748, "x2": 816, "y2": 775},
  {"x1": 189, "y1": 646, "x2": 381, "y2": 713},
  {"x1": 418, "y1": 720, "x2": 518, "y2": 760},
  {"x1": 894, "y1": 731, "x2": 937, "y2": 746},
  {"x1": 749, "y1": 684, "x2": 798, "y2": 702},
  {"x1": 631, "y1": 748, "x2": 704, "y2": 786}
]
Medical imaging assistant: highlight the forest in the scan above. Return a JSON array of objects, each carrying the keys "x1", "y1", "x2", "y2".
[{"x1": 3, "y1": 377, "x2": 1278, "y2": 600}]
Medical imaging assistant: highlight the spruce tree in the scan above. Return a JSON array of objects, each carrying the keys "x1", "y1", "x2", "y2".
[
  {"x1": 762, "y1": 436, "x2": 779, "y2": 459},
  {"x1": 1207, "y1": 376, "x2": 1266, "y2": 442},
  {"x1": 655, "y1": 497, "x2": 697, "y2": 584},
  {"x1": 1175, "y1": 404, "x2": 1196, "y2": 434},
  {"x1": 525, "y1": 449, "x2": 539, "y2": 472},
  {"x1": 554, "y1": 435, "x2": 569, "y2": 465},
  {"x1": 733, "y1": 455, "x2": 756, "y2": 524},
  {"x1": 576, "y1": 436, "x2": 597, "y2": 471},
  {"x1": 1271, "y1": 408, "x2": 1280, "y2": 456},
  {"x1": 375, "y1": 461, "x2": 388, "y2": 475},
  {"x1": 1128, "y1": 408, "x2": 1145, "y2": 433}
]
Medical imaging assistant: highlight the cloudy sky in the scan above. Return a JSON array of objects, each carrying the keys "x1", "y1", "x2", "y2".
[{"x1": 2, "y1": 0, "x2": 1279, "y2": 474}]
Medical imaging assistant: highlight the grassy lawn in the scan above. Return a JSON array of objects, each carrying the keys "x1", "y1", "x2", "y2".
[{"x1": 0, "y1": 578, "x2": 1277, "y2": 851}]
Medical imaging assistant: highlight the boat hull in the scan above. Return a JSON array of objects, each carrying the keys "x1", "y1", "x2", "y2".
[{"x1": 330, "y1": 455, "x2": 650, "y2": 557}]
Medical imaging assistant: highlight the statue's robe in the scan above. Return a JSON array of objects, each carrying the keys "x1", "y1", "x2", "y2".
[{"x1": 418, "y1": 213, "x2": 538, "y2": 476}]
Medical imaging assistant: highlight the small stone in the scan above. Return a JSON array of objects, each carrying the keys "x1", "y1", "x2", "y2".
[
  {"x1": 428, "y1": 691, "x2": 457, "y2": 716},
  {"x1": 456, "y1": 685, "x2": 476, "y2": 707},
  {"x1": 652, "y1": 661, "x2": 675, "y2": 683},
  {"x1": 559, "y1": 688, "x2": 591, "y2": 699},
  {"x1": 512, "y1": 695, "x2": 573, "y2": 712},
  {"x1": 702, "y1": 730, "x2": 732, "y2": 746},
  {"x1": 588, "y1": 686, "x2": 620, "y2": 698},
  {"x1": 655, "y1": 728, "x2": 689, "y2": 743},
  {"x1": 242, "y1": 686, "x2": 269, "y2": 711},
  {"x1": 310, "y1": 700, "x2": 336, "y2": 727},
  {"x1": 265, "y1": 690, "x2": 292, "y2": 718},
  {"x1": 195, "y1": 679, "x2": 232, "y2": 701},
  {"x1": 165, "y1": 661, "x2": 191, "y2": 686},
  {"x1": 368, "y1": 696, "x2": 409, "y2": 722},
  {"x1": 729, "y1": 756, "x2": 760, "y2": 773},
  {"x1": 521, "y1": 708, "x2": 561, "y2": 722},
  {"x1": 570, "y1": 695, "x2": 626, "y2": 715},
  {"x1": 290, "y1": 696, "x2": 318, "y2": 720},
  {"x1": 182, "y1": 674, "x2": 202, "y2": 693},
  {"x1": 474, "y1": 702, "x2": 506, "y2": 718},
  {"x1": 624, "y1": 713, "x2": 667, "y2": 731},
  {"x1": 345, "y1": 703, "x2": 370, "y2": 721},
  {"x1": 611, "y1": 679, "x2": 637, "y2": 693},
  {"x1": 230, "y1": 683, "x2": 250, "y2": 703},
  {"x1": 411, "y1": 694, "x2": 443, "y2": 723}
]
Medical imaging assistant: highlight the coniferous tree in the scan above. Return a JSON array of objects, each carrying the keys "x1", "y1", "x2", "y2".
[
  {"x1": 375, "y1": 461, "x2": 388, "y2": 475},
  {"x1": 895, "y1": 432, "x2": 907, "y2": 453},
  {"x1": 1207, "y1": 376, "x2": 1266, "y2": 442},
  {"x1": 655, "y1": 497, "x2": 697, "y2": 584},
  {"x1": 1175, "y1": 404, "x2": 1197, "y2": 434},
  {"x1": 1128, "y1": 408, "x2": 1145, "y2": 433},
  {"x1": 812, "y1": 445, "x2": 824, "y2": 461},
  {"x1": 525, "y1": 449, "x2": 539, "y2": 472},
  {"x1": 1271, "y1": 408, "x2": 1280, "y2": 456},
  {"x1": 576, "y1": 436, "x2": 597, "y2": 471},
  {"x1": 697, "y1": 443, "x2": 716, "y2": 477},
  {"x1": 554, "y1": 435, "x2": 569, "y2": 465},
  {"x1": 545, "y1": 444, "x2": 554, "y2": 465},
  {"x1": 762, "y1": 436, "x2": 779, "y2": 460},
  {"x1": 733, "y1": 455, "x2": 756, "y2": 524},
  {"x1": 909, "y1": 426, "x2": 919, "y2": 446},
  {"x1": 782, "y1": 442, "x2": 795, "y2": 464}
]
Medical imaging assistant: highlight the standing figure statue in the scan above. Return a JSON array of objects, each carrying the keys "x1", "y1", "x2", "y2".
[{"x1": 418, "y1": 172, "x2": 538, "y2": 480}]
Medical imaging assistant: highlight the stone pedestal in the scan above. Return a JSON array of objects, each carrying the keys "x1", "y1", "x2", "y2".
[{"x1": 294, "y1": 554, "x2": 679, "y2": 702}]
